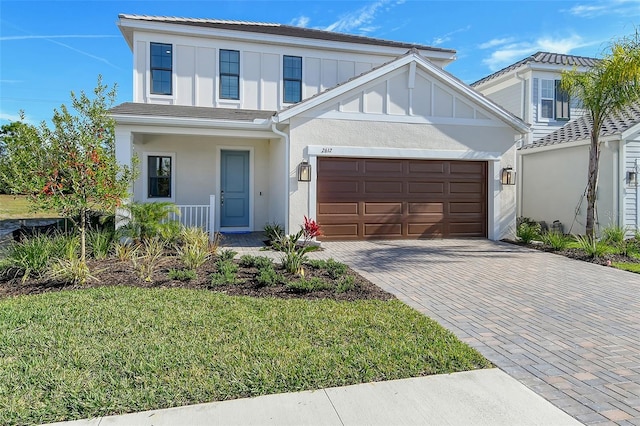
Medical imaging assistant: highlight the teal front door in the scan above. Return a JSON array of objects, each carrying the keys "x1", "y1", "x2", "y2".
[{"x1": 220, "y1": 150, "x2": 250, "y2": 228}]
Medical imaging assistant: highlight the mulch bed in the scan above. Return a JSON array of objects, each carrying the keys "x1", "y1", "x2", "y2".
[
  {"x1": 0, "y1": 255, "x2": 395, "y2": 301},
  {"x1": 504, "y1": 239, "x2": 640, "y2": 267}
]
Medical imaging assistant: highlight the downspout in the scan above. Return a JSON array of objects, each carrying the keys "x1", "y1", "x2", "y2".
[{"x1": 271, "y1": 122, "x2": 290, "y2": 234}]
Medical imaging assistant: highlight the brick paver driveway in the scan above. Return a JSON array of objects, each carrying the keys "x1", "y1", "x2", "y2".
[{"x1": 320, "y1": 239, "x2": 640, "y2": 425}]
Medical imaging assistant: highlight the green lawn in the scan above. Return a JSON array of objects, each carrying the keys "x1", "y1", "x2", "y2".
[
  {"x1": 0, "y1": 194, "x2": 58, "y2": 220},
  {"x1": 0, "y1": 286, "x2": 491, "y2": 425}
]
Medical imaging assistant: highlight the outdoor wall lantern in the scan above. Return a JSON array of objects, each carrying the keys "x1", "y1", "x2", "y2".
[
  {"x1": 628, "y1": 170, "x2": 638, "y2": 186},
  {"x1": 501, "y1": 167, "x2": 516, "y2": 185},
  {"x1": 298, "y1": 160, "x2": 311, "y2": 182}
]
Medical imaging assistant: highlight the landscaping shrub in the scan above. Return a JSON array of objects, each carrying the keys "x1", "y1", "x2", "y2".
[
  {"x1": 263, "y1": 222, "x2": 284, "y2": 243},
  {"x1": 1, "y1": 233, "x2": 56, "y2": 282},
  {"x1": 541, "y1": 231, "x2": 570, "y2": 251},
  {"x1": 218, "y1": 249, "x2": 238, "y2": 261},
  {"x1": 49, "y1": 256, "x2": 96, "y2": 285},
  {"x1": 122, "y1": 201, "x2": 181, "y2": 243},
  {"x1": 178, "y1": 228, "x2": 211, "y2": 270},
  {"x1": 114, "y1": 241, "x2": 138, "y2": 262},
  {"x1": 574, "y1": 234, "x2": 608, "y2": 258},
  {"x1": 86, "y1": 228, "x2": 114, "y2": 260},
  {"x1": 132, "y1": 238, "x2": 166, "y2": 282},
  {"x1": 336, "y1": 275, "x2": 355, "y2": 293},
  {"x1": 601, "y1": 224, "x2": 626, "y2": 244},
  {"x1": 256, "y1": 266, "x2": 280, "y2": 287},
  {"x1": 168, "y1": 268, "x2": 197, "y2": 281},
  {"x1": 516, "y1": 221, "x2": 540, "y2": 244},
  {"x1": 325, "y1": 258, "x2": 348, "y2": 279},
  {"x1": 239, "y1": 255, "x2": 273, "y2": 269},
  {"x1": 210, "y1": 259, "x2": 240, "y2": 286}
]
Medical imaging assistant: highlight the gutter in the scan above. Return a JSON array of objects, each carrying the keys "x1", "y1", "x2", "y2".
[{"x1": 271, "y1": 123, "x2": 291, "y2": 234}]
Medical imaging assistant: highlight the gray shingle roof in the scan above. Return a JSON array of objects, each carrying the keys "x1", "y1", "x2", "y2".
[
  {"x1": 109, "y1": 103, "x2": 275, "y2": 121},
  {"x1": 521, "y1": 103, "x2": 640, "y2": 150},
  {"x1": 471, "y1": 51, "x2": 599, "y2": 87},
  {"x1": 118, "y1": 14, "x2": 455, "y2": 54}
]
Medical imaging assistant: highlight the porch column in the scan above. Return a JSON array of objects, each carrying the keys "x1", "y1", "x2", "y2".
[{"x1": 114, "y1": 128, "x2": 134, "y2": 229}]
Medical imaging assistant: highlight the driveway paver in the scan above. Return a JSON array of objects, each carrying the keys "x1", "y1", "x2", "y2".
[{"x1": 316, "y1": 239, "x2": 640, "y2": 426}]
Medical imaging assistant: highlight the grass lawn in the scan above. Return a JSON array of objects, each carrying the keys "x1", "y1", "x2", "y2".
[
  {"x1": 0, "y1": 286, "x2": 491, "y2": 425},
  {"x1": 0, "y1": 194, "x2": 58, "y2": 220}
]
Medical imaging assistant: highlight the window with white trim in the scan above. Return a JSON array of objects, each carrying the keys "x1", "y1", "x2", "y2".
[
  {"x1": 150, "y1": 43, "x2": 172, "y2": 95},
  {"x1": 220, "y1": 49, "x2": 240, "y2": 100},
  {"x1": 539, "y1": 79, "x2": 570, "y2": 120},
  {"x1": 283, "y1": 55, "x2": 302, "y2": 103},
  {"x1": 147, "y1": 155, "x2": 173, "y2": 198}
]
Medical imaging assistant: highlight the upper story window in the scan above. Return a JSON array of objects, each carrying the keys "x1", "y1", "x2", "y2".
[
  {"x1": 540, "y1": 79, "x2": 570, "y2": 121},
  {"x1": 283, "y1": 55, "x2": 302, "y2": 103},
  {"x1": 150, "y1": 43, "x2": 172, "y2": 95},
  {"x1": 220, "y1": 49, "x2": 240, "y2": 100}
]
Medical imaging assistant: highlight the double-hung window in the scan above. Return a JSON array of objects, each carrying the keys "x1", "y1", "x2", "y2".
[
  {"x1": 220, "y1": 49, "x2": 240, "y2": 100},
  {"x1": 150, "y1": 43, "x2": 172, "y2": 95},
  {"x1": 540, "y1": 79, "x2": 570, "y2": 120},
  {"x1": 147, "y1": 155, "x2": 172, "y2": 198},
  {"x1": 283, "y1": 55, "x2": 302, "y2": 103}
]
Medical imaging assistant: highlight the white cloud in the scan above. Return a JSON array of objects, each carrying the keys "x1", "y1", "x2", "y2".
[
  {"x1": 289, "y1": 16, "x2": 310, "y2": 28},
  {"x1": 478, "y1": 37, "x2": 516, "y2": 50},
  {"x1": 566, "y1": 0, "x2": 640, "y2": 17},
  {"x1": 431, "y1": 25, "x2": 471, "y2": 46},
  {"x1": 482, "y1": 35, "x2": 586, "y2": 71},
  {"x1": 0, "y1": 111, "x2": 33, "y2": 124},
  {"x1": 324, "y1": 0, "x2": 394, "y2": 34}
]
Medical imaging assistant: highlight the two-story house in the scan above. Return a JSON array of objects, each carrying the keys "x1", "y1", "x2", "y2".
[
  {"x1": 472, "y1": 52, "x2": 598, "y2": 144},
  {"x1": 112, "y1": 14, "x2": 529, "y2": 240}
]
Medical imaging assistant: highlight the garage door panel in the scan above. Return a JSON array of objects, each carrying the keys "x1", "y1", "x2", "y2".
[
  {"x1": 449, "y1": 201, "x2": 484, "y2": 214},
  {"x1": 408, "y1": 202, "x2": 443, "y2": 214},
  {"x1": 408, "y1": 182, "x2": 445, "y2": 194},
  {"x1": 318, "y1": 159, "x2": 360, "y2": 174},
  {"x1": 318, "y1": 203, "x2": 358, "y2": 215},
  {"x1": 407, "y1": 222, "x2": 444, "y2": 237},
  {"x1": 364, "y1": 181, "x2": 403, "y2": 194},
  {"x1": 450, "y1": 182, "x2": 484, "y2": 194},
  {"x1": 364, "y1": 202, "x2": 402, "y2": 215},
  {"x1": 317, "y1": 158, "x2": 486, "y2": 239},
  {"x1": 407, "y1": 161, "x2": 445, "y2": 174},
  {"x1": 364, "y1": 223, "x2": 402, "y2": 237},
  {"x1": 364, "y1": 159, "x2": 404, "y2": 174}
]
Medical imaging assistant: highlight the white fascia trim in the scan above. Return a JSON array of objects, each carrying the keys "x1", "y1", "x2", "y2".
[
  {"x1": 118, "y1": 18, "x2": 455, "y2": 62},
  {"x1": 276, "y1": 53, "x2": 529, "y2": 133},
  {"x1": 307, "y1": 145, "x2": 502, "y2": 161},
  {"x1": 112, "y1": 114, "x2": 273, "y2": 130},
  {"x1": 621, "y1": 122, "x2": 640, "y2": 140}
]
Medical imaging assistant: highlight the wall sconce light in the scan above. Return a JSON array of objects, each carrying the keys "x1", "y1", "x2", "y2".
[
  {"x1": 501, "y1": 167, "x2": 516, "y2": 185},
  {"x1": 298, "y1": 161, "x2": 311, "y2": 182},
  {"x1": 628, "y1": 170, "x2": 637, "y2": 186}
]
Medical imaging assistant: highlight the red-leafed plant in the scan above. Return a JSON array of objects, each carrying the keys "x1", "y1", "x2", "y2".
[{"x1": 303, "y1": 215, "x2": 322, "y2": 240}]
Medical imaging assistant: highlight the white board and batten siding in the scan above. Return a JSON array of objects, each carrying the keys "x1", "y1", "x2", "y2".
[{"x1": 132, "y1": 32, "x2": 405, "y2": 111}]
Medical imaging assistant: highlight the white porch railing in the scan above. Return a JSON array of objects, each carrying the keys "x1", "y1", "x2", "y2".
[{"x1": 171, "y1": 195, "x2": 216, "y2": 241}]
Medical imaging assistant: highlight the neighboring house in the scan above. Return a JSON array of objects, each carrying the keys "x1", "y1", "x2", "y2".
[
  {"x1": 518, "y1": 103, "x2": 640, "y2": 234},
  {"x1": 112, "y1": 14, "x2": 529, "y2": 241},
  {"x1": 472, "y1": 52, "x2": 598, "y2": 144}
]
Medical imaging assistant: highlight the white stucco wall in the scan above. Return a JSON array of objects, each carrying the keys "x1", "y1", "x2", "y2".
[{"x1": 519, "y1": 141, "x2": 619, "y2": 235}]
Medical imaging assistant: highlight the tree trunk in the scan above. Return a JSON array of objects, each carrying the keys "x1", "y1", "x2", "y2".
[
  {"x1": 585, "y1": 132, "x2": 600, "y2": 238},
  {"x1": 80, "y1": 209, "x2": 86, "y2": 263}
]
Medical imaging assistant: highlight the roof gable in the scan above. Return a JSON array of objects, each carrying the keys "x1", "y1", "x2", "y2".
[
  {"x1": 276, "y1": 50, "x2": 529, "y2": 133},
  {"x1": 472, "y1": 51, "x2": 599, "y2": 87}
]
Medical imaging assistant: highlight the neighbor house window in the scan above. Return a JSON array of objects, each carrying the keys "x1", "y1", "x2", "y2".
[
  {"x1": 540, "y1": 79, "x2": 570, "y2": 120},
  {"x1": 150, "y1": 43, "x2": 172, "y2": 95},
  {"x1": 220, "y1": 49, "x2": 240, "y2": 99},
  {"x1": 540, "y1": 79, "x2": 555, "y2": 119},
  {"x1": 147, "y1": 155, "x2": 172, "y2": 198},
  {"x1": 283, "y1": 55, "x2": 302, "y2": 103},
  {"x1": 555, "y1": 80, "x2": 570, "y2": 120}
]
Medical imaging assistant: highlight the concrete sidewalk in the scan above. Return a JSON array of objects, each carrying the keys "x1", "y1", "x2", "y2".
[{"x1": 47, "y1": 369, "x2": 579, "y2": 426}]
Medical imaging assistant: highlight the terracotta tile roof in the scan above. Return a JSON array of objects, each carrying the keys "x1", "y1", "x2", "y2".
[
  {"x1": 109, "y1": 102, "x2": 275, "y2": 121},
  {"x1": 521, "y1": 103, "x2": 640, "y2": 150},
  {"x1": 118, "y1": 14, "x2": 455, "y2": 54},
  {"x1": 471, "y1": 51, "x2": 599, "y2": 87}
]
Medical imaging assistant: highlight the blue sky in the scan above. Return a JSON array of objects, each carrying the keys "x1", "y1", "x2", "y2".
[{"x1": 1, "y1": 0, "x2": 639, "y2": 125}]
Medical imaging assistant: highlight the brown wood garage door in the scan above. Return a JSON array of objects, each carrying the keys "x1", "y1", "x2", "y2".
[{"x1": 317, "y1": 158, "x2": 487, "y2": 240}]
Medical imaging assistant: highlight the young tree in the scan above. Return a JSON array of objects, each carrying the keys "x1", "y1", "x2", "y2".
[
  {"x1": 561, "y1": 31, "x2": 640, "y2": 237},
  {"x1": 3, "y1": 76, "x2": 137, "y2": 264},
  {"x1": 0, "y1": 116, "x2": 42, "y2": 194}
]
